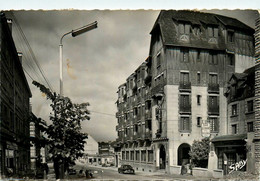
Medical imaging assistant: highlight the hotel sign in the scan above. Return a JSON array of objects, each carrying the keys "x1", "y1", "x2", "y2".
[{"x1": 201, "y1": 121, "x2": 211, "y2": 137}]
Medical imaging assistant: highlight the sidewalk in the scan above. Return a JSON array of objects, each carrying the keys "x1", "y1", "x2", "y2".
[{"x1": 85, "y1": 164, "x2": 214, "y2": 180}]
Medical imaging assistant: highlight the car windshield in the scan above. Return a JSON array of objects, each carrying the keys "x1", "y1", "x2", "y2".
[{"x1": 123, "y1": 165, "x2": 132, "y2": 169}]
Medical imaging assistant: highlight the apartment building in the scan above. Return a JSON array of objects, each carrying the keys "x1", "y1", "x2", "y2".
[
  {"x1": 209, "y1": 66, "x2": 255, "y2": 176},
  {"x1": 115, "y1": 10, "x2": 255, "y2": 175},
  {"x1": 0, "y1": 13, "x2": 32, "y2": 177}
]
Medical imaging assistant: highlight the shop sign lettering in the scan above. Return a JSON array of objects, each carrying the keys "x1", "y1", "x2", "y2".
[{"x1": 229, "y1": 159, "x2": 247, "y2": 174}]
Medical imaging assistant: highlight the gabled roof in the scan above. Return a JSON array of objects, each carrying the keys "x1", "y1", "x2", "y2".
[{"x1": 150, "y1": 10, "x2": 254, "y2": 50}]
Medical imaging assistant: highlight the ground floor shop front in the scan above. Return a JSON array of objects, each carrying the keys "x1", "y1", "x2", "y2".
[{"x1": 115, "y1": 133, "x2": 256, "y2": 178}]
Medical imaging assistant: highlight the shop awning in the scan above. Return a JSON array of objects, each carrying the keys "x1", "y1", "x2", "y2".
[{"x1": 211, "y1": 133, "x2": 247, "y2": 142}]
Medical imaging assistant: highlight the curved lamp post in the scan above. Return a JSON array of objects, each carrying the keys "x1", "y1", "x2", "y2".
[{"x1": 59, "y1": 21, "x2": 98, "y2": 96}]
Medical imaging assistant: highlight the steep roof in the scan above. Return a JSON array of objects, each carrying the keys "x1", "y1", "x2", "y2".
[
  {"x1": 0, "y1": 12, "x2": 32, "y2": 97},
  {"x1": 150, "y1": 10, "x2": 254, "y2": 50}
]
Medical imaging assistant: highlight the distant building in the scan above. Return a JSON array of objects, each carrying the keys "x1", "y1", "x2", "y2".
[
  {"x1": 78, "y1": 135, "x2": 99, "y2": 165},
  {"x1": 98, "y1": 141, "x2": 115, "y2": 166},
  {"x1": 0, "y1": 12, "x2": 32, "y2": 177},
  {"x1": 29, "y1": 113, "x2": 47, "y2": 169},
  {"x1": 114, "y1": 10, "x2": 255, "y2": 176}
]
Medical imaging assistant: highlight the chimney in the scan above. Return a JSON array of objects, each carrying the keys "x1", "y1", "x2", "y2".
[
  {"x1": 18, "y1": 52, "x2": 23, "y2": 64},
  {"x1": 7, "y1": 18, "x2": 12, "y2": 33}
]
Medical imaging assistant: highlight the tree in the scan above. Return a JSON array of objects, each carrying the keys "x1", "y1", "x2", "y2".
[
  {"x1": 189, "y1": 137, "x2": 210, "y2": 168},
  {"x1": 32, "y1": 81, "x2": 90, "y2": 179}
]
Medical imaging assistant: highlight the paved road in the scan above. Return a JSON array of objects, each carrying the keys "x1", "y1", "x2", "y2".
[{"x1": 47, "y1": 163, "x2": 216, "y2": 180}]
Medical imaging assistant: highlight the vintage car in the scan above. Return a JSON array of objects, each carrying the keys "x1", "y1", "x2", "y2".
[{"x1": 118, "y1": 164, "x2": 135, "y2": 174}]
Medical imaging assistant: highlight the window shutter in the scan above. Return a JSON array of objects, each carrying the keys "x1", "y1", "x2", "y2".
[
  {"x1": 185, "y1": 24, "x2": 190, "y2": 34},
  {"x1": 214, "y1": 28, "x2": 218, "y2": 38},
  {"x1": 208, "y1": 27, "x2": 213, "y2": 37}
]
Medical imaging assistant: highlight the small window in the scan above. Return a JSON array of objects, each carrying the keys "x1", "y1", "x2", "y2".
[
  {"x1": 197, "y1": 117, "x2": 201, "y2": 127},
  {"x1": 197, "y1": 72, "x2": 201, "y2": 84},
  {"x1": 197, "y1": 50, "x2": 201, "y2": 62},
  {"x1": 231, "y1": 124, "x2": 237, "y2": 134},
  {"x1": 197, "y1": 95, "x2": 201, "y2": 105},
  {"x1": 247, "y1": 122, "x2": 254, "y2": 132},
  {"x1": 232, "y1": 104, "x2": 237, "y2": 116}
]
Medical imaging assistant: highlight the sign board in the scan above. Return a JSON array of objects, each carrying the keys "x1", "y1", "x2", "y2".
[{"x1": 201, "y1": 120, "x2": 211, "y2": 137}]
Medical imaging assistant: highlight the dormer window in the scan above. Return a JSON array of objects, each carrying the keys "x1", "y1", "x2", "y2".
[
  {"x1": 208, "y1": 26, "x2": 218, "y2": 38},
  {"x1": 179, "y1": 22, "x2": 190, "y2": 35},
  {"x1": 193, "y1": 25, "x2": 201, "y2": 36}
]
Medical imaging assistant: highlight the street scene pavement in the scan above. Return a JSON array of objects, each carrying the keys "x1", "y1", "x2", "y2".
[{"x1": 45, "y1": 162, "x2": 216, "y2": 180}]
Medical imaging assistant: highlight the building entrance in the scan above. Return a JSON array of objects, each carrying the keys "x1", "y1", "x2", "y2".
[
  {"x1": 159, "y1": 145, "x2": 166, "y2": 169},
  {"x1": 178, "y1": 143, "x2": 190, "y2": 166}
]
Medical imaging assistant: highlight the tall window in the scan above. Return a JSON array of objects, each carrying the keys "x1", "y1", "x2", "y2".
[
  {"x1": 232, "y1": 104, "x2": 238, "y2": 116},
  {"x1": 148, "y1": 150, "x2": 153, "y2": 162},
  {"x1": 227, "y1": 30, "x2": 235, "y2": 42},
  {"x1": 131, "y1": 151, "x2": 134, "y2": 160},
  {"x1": 247, "y1": 100, "x2": 254, "y2": 113},
  {"x1": 135, "y1": 150, "x2": 140, "y2": 161},
  {"x1": 210, "y1": 117, "x2": 218, "y2": 132},
  {"x1": 209, "y1": 96, "x2": 218, "y2": 108},
  {"x1": 180, "y1": 117, "x2": 190, "y2": 132},
  {"x1": 209, "y1": 74, "x2": 218, "y2": 84},
  {"x1": 180, "y1": 49, "x2": 189, "y2": 62},
  {"x1": 231, "y1": 124, "x2": 237, "y2": 134},
  {"x1": 247, "y1": 122, "x2": 254, "y2": 132},
  {"x1": 197, "y1": 50, "x2": 201, "y2": 62},
  {"x1": 157, "y1": 53, "x2": 161, "y2": 72},
  {"x1": 180, "y1": 72, "x2": 190, "y2": 83},
  {"x1": 209, "y1": 52, "x2": 218, "y2": 65},
  {"x1": 141, "y1": 150, "x2": 146, "y2": 162},
  {"x1": 180, "y1": 95, "x2": 190, "y2": 109},
  {"x1": 227, "y1": 54, "x2": 235, "y2": 65}
]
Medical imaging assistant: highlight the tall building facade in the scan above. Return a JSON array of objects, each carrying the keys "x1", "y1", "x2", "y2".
[
  {"x1": 0, "y1": 13, "x2": 32, "y2": 177},
  {"x1": 115, "y1": 10, "x2": 255, "y2": 176}
]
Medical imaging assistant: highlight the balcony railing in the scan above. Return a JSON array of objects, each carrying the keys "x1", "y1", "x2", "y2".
[
  {"x1": 145, "y1": 130, "x2": 152, "y2": 139},
  {"x1": 208, "y1": 106, "x2": 219, "y2": 115},
  {"x1": 144, "y1": 73, "x2": 152, "y2": 85},
  {"x1": 137, "y1": 95, "x2": 142, "y2": 103},
  {"x1": 151, "y1": 79, "x2": 167, "y2": 96},
  {"x1": 208, "y1": 83, "x2": 219, "y2": 93},
  {"x1": 179, "y1": 82, "x2": 191, "y2": 92},
  {"x1": 179, "y1": 105, "x2": 191, "y2": 114},
  {"x1": 144, "y1": 92, "x2": 152, "y2": 101}
]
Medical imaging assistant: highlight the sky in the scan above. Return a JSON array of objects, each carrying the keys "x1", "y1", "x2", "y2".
[{"x1": 1, "y1": 2, "x2": 259, "y2": 142}]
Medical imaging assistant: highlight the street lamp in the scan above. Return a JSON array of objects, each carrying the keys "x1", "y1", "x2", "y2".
[{"x1": 59, "y1": 21, "x2": 98, "y2": 96}]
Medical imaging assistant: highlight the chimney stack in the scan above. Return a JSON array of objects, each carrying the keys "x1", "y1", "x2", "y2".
[
  {"x1": 18, "y1": 52, "x2": 23, "y2": 64},
  {"x1": 7, "y1": 18, "x2": 12, "y2": 33}
]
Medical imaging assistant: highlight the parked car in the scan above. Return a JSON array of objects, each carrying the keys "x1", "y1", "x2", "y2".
[{"x1": 118, "y1": 165, "x2": 135, "y2": 174}]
